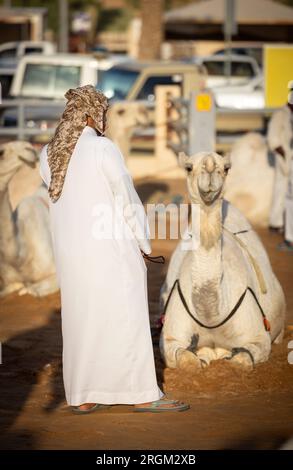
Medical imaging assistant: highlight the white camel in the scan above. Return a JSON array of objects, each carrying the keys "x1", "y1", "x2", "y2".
[
  {"x1": 0, "y1": 141, "x2": 58, "y2": 297},
  {"x1": 160, "y1": 151, "x2": 286, "y2": 369},
  {"x1": 106, "y1": 101, "x2": 150, "y2": 159},
  {"x1": 224, "y1": 132, "x2": 274, "y2": 226}
]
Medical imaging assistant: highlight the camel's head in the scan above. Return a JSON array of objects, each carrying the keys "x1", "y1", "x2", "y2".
[
  {"x1": 108, "y1": 102, "x2": 150, "y2": 129},
  {"x1": 0, "y1": 141, "x2": 38, "y2": 188},
  {"x1": 179, "y1": 151, "x2": 231, "y2": 205}
]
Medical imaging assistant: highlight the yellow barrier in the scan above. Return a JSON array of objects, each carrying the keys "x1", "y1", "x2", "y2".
[{"x1": 264, "y1": 45, "x2": 293, "y2": 108}]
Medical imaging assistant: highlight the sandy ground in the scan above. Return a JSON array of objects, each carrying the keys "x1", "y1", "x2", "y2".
[{"x1": 0, "y1": 178, "x2": 293, "y2": 450}]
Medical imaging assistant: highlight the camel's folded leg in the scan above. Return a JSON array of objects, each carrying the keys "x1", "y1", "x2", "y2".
[
  {"x1": 227, "y1": 334, "x2": 271, "y2": 369},
  {"x1": 0, "y1": 282, "x2": 24, "y2": 297},
  {"x1": 19, "y1": 274, "x2": 59, "y2": 297},
  {"x1": 273, "y1": 327, "x2": 284, "y2": 344},
  {"x1": 160, "y1": 335, "x2": 202, "y2": 370},
  {"x1": 159, "y1": 285, "x2": 202, "y2": 370},
  {"x1": 196, "y1": 347, "x2": 231, "y2": 367}
]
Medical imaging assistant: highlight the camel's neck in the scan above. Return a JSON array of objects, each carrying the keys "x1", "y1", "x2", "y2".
[
  {"x1": 0, "y1": 188, "x2": 18, "y2": 262},
  {"x1": 190, "y1": 199, "x2": 223, "y2": 319}
]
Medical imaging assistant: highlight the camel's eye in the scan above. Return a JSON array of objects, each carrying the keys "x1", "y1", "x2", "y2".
[
  {"x1": 224, "y1": 164, "x2": 230, "y2": 175},
  {"x1": 185, "y1": 163, "x2": 193, "y2": 173},
  {"x1": 0, "y1": 149, "x2": 4, "y2": 160}
]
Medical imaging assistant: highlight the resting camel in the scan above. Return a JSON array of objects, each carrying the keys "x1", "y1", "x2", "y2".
[
  {"x1": 106, "y1": 101, "x2": 150, "y2": 159},
  {"x1": 160, "y1": 151, "x2": 285, "y2": 369},
  {"x1": 0, "y1": 141, "x2": 58, "y2": 297},
  {"x1": 224, "y1": 132, "x2": 274, "y2": 226}
]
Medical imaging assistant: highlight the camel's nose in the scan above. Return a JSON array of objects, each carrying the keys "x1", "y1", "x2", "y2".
[{"x1": 204, "y1": 155, "x2": 215, "y2": 174}]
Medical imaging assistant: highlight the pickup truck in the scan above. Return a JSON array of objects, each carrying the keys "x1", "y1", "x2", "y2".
[
  {"x1": 0, "y1": 41, "x2": 56, "y2": 99},
  {"x1": 99, "y1": 60, "x2": 204, "y2": 102},
  {"x1": 0, "y1": 41, "x2": 56, "y2": 68},
  {"x1": 99, "y1": 60, "x2": 205, "y2": 150}
]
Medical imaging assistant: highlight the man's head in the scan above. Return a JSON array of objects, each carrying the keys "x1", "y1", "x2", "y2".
[
  {"x1": 87, "y1": 113, "x2": 107, "y2": 134},
  {"x1": 64, "y1": 85, "x2": 109, "y2": 134},
  {"x1": 47, "y1": 85, "x2": 109, "y2": 202}
]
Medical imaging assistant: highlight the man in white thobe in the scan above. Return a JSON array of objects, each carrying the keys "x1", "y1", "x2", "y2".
[
  {"x1": 277, "y1": 85, "x2": 293, "y2": 252},
  {"x1": 267, "y1": 92, "x2": 293, "y2": 234},
  {"x1": 39, "y1": 85, "x2": 189, "y2": 413}
]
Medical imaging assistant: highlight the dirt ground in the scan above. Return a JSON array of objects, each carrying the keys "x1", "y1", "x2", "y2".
[{"x1": 0, "y1": 178, "x2": 293, "y2": 450}]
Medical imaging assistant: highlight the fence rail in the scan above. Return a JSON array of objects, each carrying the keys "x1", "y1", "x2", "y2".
[
  {"x1": 0, "y1": 99, "x2": 65, "y2": 140},
  {"x1": 0, "y1": 97, "x2": 278, "y2": 142}
]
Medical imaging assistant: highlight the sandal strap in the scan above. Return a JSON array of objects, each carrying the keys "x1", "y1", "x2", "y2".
[
  {"x1": 151, "y1": 399, "x2": 180, "y2": 406},
  {"x1": 72, "y1": 403, "x2": 105, "y2": 413}
]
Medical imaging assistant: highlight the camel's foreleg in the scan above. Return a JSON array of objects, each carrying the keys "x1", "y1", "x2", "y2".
[
  {"x1": 195, "y1": 346, "x2": 231, "y2": 367},
  {"x1": 227, "y1": 334, "x2": 271, "y2": 369},
  {"x1": 160, "y1": 335, "x2": 202, "y2": 370},
  {"x1": 160, "y1": 286, "x2": 202, "y2": 370},
  {"x1": 19, "y1": 274, "x2": 59, "y2": 297},
  {"x1": 160, "y1": 331, "x2": 201, "y2": 369}
]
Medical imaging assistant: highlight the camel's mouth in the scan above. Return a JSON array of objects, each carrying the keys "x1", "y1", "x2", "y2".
[
  {"x1": 18, "y1": 155, "x2": 37, "y2": 169},
  {"x1": 199, "y1": 187, "x2": 222, "y2": 203}
]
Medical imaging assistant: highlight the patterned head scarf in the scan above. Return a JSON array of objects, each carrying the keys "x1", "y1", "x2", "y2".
[{"x1": 47, "y1": 85, "x2": 109, "y2": 203}]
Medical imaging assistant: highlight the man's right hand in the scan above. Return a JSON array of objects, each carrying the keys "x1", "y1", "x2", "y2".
[{"x1": 275, "y1": 146, "x2": 285, "y2": 158}]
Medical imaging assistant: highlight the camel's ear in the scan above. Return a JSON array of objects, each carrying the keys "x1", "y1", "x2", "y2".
[
  {"x1": 222, "y1": 153, "x2": 231, "y2": 172},
  {"x1": 117, "y1": 107, "x2": 126, "y2": 116},
  {"x1": 178, "y1": 152, "x2": 193, "y2": 172}
]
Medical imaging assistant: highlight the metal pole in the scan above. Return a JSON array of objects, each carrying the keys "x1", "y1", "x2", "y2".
[
  {"x1": 18, "y1": 102, "x2": 25, "y2": 140},
  {"x1": 59, "y1": 0, "x2": 69, "y2": 53},
  {"x1": 224, "y1": 0, "x2": 236, "y2": 83}
]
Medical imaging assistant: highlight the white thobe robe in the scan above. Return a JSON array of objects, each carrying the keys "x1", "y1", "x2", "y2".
[
  {"x1": 39, "y1": 126, "x2": 164, "y2": 406},
  {"x1": 267, "y1": 105, "x2": 293, "y2": 228},
  {"x1": 285, "y1": 158, "x2": 293, "y2": 243}
]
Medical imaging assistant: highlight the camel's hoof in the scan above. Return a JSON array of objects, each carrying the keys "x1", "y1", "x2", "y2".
[
  {"x1": 18, "y1": 287, "x2": 28, "y2": 296},
  {"x1": 228, "y1": 352, "x2": 254, "y2": 369},
  {"x1": 176, "y1": 349, "x2": 202, "y2": 370}
]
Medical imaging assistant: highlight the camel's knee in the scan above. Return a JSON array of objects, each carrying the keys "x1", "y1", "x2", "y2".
[
  {"x1": 176, "y1": 348, "x2": 202, "y2": 370},
  {"x1": 227, "y1": 339, "x2": 271, "y2": 368},
  {"x1": 160, "y1": 333, "x2": 200, "y2": 369},
  {"x1": 228, "y1": 350, "x2": 255, "y2": 369}
]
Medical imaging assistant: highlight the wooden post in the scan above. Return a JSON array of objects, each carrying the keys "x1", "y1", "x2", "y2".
[{"x1": 155, "y1": 85, "x2": 181, "y2": 172}]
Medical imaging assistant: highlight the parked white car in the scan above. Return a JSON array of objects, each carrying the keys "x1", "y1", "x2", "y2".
[
  {"x1": 186, "y1": 55, "x2": 264, "y2": 109},
  {"x1": 213, "y1": 45, "x2": 263, "y2": 68}
]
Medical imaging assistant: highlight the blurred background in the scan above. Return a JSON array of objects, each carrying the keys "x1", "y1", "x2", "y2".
[{"x1": 0, "y1": 0, "x2": 293, "y2": 169}]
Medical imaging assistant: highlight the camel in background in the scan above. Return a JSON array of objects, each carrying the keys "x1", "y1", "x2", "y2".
[
  {"x1": 225, "y1": 132, "x2": 274, "y2": 226},
  {"x1": 106, "y1": 101, "x2": 150, "y2": 159},
  {"x1": 0, "y1": 141, "x2": 58, "y2": 297}
]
